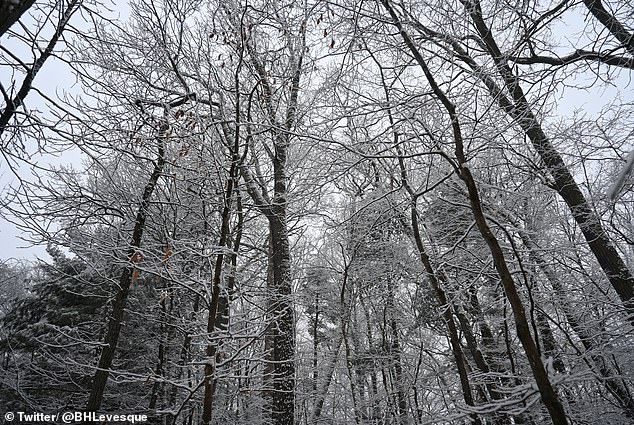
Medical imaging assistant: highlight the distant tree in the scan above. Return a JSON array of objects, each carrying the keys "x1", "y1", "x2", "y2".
[
  {"x1": 0, "y1": 259, "x2": 30, "y2": 318},
  {"x1": 0, "y1": 247, "x2": 107, "y2": 411}
]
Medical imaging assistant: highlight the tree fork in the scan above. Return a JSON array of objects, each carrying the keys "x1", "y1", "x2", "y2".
[{"x1": 239, "y1": 10, "x2": 306, "y2": 422}]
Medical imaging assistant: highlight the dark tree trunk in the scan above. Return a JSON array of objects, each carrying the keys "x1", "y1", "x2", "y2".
[
  {"x1": 267, "y1": 212, "x2": 295, "y2": 425},
  {"x1": 149, "y1": 277, "x2": 171, "y2": 412},
  {"x1": 202, "y1": 117, "x2": 241, "y2": 425},
  {"x1": 86, "y1": 123, "x2": 167, "y2": 411},
  {"x1": 238, "y1": 11, "x2": 305, "y2": 422},
  {"x1": 453, "y1": 305, "x2": 508, "y2": 425},
  {"x1": 582, "y1": 0, "x2": 634, "y2": 56},
  {"x1": 534, "y1": 307, "x2": 566, "y2": 374},
  {"x1": 386, "y1": 276, "x2": 408, "y2": 424},
  {"x1": 458, "y1": 0, "x2": 634, "y2": 324},
  {"x1": 0, "y1": 0, "x2": 36, "y2": 37},
  {"x1": 378, "y1": 2, "x2": 569, "y2": 422}
]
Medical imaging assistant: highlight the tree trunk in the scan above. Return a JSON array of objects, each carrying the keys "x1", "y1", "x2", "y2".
[
  {"x1": 201, "y1": 134, "x2": 241, "y2": 425},
  {"x1": 86, "y1": 123, "x2": 167, "y2": 411},
  {"x1": 0, "y1": 0, "x2": 81, "y2": 139},
  {"x1": 410, "y1": 206, "x2": 481, "y2": 425},
  {"x1": 378, "y1": 3, "x2": 569, "y2": 422},
  {"x1": 237, "y1": 11, "x2": 305, "y2": 422},
  {"x1": 310, "y1": 336, "x2": 343, "y2": 422},
  {"x1": 512, "y1": 217, "x2": 634, "y2": 419},
  {"x1": 266, "y1": 212, "x2": 295, "y2": 425},
  {"x1": 0, "y1": 0, "x2": 36, "y2": 37},
  {"x1": 386, "y1": 275, "x2": 408, "y2": 424},
  {"x1": 582, "y1": 0, "x2": 634, "y2": 56},
  {"x1": 458, "y1": 0, "x2": 634, "y2": 323},
  {"x1": 453, "y1": 305, "x2": 508, "y2": 425},
  {"x1": 149, "y1": 277, "x2": 171, "y2": 413}
]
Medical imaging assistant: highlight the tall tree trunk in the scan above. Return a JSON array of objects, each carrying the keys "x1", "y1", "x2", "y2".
[
  {"x1": 360, "y1": 297, "x2": 381, "y2": 424},
  {"x1": 201, "y1": 27, "x2": 246, "y2": 421},
  {"x1": 201, "y1": 113, "x2": 241, "y2": 425},
  {"x1": 339, "y1": 259, "x2": 364, "y2": 425},
  {"x1": 582, "y1": 0, "x2": 634, "y2": 56},
  {"x1": 86, "y1": 121, "x2": 167, "y2": 411},
  {"x1": 378, "y1": 21, "x2": 478, "y2": 422},
  {"x1": 267, "y1": 212, "x2": 295, "y2": 424},
  {"x1": 238, "y1": 10, "x2": 306, "y2": 423},
  {"x1": 386, "y1": 275, "x2": 408, "y2": 424},
  {"x1": 456, "y1": 0, "x2": 634, "y2": 323},
  {"x1": 396, "y1": 109, "x2": 480, "y2": 423},
  {"x1": 379, "y1": 2, "x2": 569, "y2": 423}
]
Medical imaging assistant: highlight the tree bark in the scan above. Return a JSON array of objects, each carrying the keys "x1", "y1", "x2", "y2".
[
  {"x1": 201, "y1": 81, "x2": 243, "y2": 425},
  {"x1": 457, "y1": 0, "x2": 634, "y2": 323},
  {"x1": 378, "y1": 2, "x2": 569, "y2": 422},
  {"x1": 267, "y1": 212, "x2": 295, "y2": 425},
  {"x1": 0, "y1": 0, "x2": 36, "y2": 37},
  {"x1": 386, "y1": 281, "x2": 408, "y2": 424},
  {"x1": 86, "y1": 122, "x2": 167, "y2": 411}
]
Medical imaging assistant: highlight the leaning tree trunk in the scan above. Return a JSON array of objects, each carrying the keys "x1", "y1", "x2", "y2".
[
  {"x1": 581, "y1": 0, "x2": 634, "y2": 56},
  {"x1": 379, "y1": 2, "x2": 569, "y2": 423},
  {"x1": 458, "y1": 0, "x2": 634, "y2": 324},
  {"x1": 310, "y1": 336, "x2": 343, "y2": 422},
  {"x1": 86, "y1": 120, "x2": 167, "y2": 411},
  {"x1": 510, "y1": 215, "x2": 634, "y2": 419},
  {"x1": 380, "y1": 40, "x2": 479, "y2": 423},
  {"x1": 409, "y1": 208, "x2": 480, "y2": 424}
]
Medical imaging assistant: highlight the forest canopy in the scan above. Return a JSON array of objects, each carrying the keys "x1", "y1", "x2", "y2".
[{"x1": 0, "y1": 0, "x2": 633, "y2": 424}]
